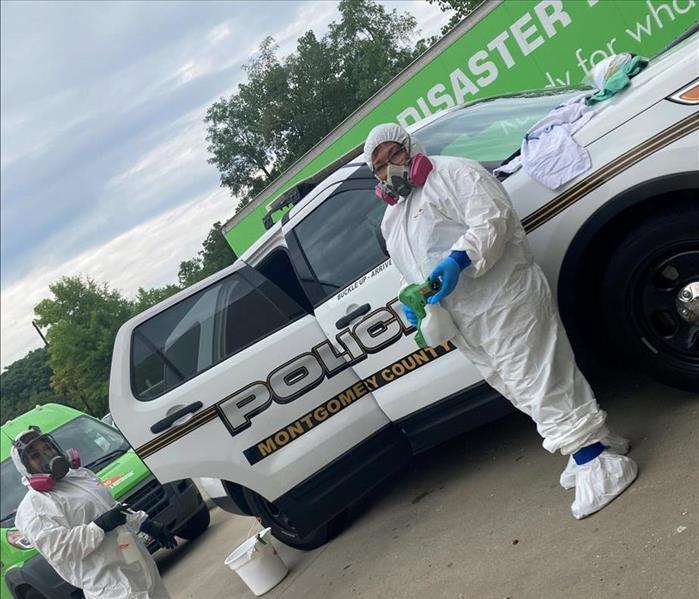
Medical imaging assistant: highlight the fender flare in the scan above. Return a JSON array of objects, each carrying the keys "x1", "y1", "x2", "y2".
[
  {"x1": 557, "y1": 171, "x2": 699, "y2": 359},
  {"x1": 221, "y1": 479, "x2": 254, "y2": 516}
]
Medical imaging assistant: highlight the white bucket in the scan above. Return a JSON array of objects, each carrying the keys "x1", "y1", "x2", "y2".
[{"x1": 224, "y1": 528, "x2": 288, "y2": 596}]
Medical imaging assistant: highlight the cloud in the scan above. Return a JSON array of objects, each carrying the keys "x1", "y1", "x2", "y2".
[
  {"x1": 1, "y1": 185, "x2": 233, "y2": 369},
  {"x1": 275, "y1": 1, "x2": 340, "y2": 55},
  {"x1": 104, "y1": 107, "x2": 211, "y2": 205}
]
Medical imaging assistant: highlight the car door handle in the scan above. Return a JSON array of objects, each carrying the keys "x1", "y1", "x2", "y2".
[
  {"x1": 336, "y1": 304, "x2": 371, "y2": 329},
  {"x1": 150, "y1": 401, "x2": 203, "y2": 434}
]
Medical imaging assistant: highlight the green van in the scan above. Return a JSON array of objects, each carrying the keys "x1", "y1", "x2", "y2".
[{"x1": 0, "y1": 404, "x2": 210, "y2": 599}]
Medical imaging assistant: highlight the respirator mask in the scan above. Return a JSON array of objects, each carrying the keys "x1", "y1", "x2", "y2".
[
  {"x1": 14, "y1": 426, "x2": 81, "y2": 492},
  {"x1": 374, "y1": 152, "x2": 433, "y2": 205}
]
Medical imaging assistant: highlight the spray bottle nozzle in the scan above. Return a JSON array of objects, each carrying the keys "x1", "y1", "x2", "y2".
[{"x1": 399, "y1": 278, "x2": 443, "y2": 348}]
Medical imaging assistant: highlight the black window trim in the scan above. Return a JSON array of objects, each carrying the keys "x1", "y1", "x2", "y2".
[
  {"x1": 286, "y1": 176, "x2": 390, "y2": 310},
  {"x1": 252, "y1": 246, "x2": 316, "y2": 315},
  {"x1": 129, "y1": 264, "x2": 308, "y2": 402}
]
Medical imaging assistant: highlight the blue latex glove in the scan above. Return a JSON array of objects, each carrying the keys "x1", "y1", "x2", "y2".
[
  {"x1": 402, "y1": 304, "x2": 418, "y2": 327},
  {"x1": 428, "y1": 251, "x2": 470, "y2": 304}
]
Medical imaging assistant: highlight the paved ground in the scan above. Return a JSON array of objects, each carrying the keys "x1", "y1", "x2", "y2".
[{"x1": 157, "y1": 369, "x2": 698, "y2": 599}]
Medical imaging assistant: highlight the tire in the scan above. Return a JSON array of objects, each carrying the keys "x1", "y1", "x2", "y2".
[
  {"x1": 602, "y1": 208, "x2": 699, "y2": 391},
  {"x1": 242, "y1": 487, "x2": 346, "y2": 550},
  {"x1": 175, "y1": 507, "x2": 211, "y2": 540}
]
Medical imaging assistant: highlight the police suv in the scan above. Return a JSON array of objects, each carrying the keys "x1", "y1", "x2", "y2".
[{"x1": 110, "y1": 32, "x2": 698, "y2": 549}]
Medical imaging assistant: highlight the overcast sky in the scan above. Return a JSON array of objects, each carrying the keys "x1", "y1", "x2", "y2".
[{"x1": 0, "y1": 0, "x2": 452, "y2": 369}]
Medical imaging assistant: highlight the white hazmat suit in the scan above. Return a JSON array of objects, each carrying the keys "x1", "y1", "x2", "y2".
[
  {"x1": 12, "y1": 442, "x2": 171, "y2": 599},
  {"x1": 364, "y1": 123, "x2": 638, "y2": 518}
]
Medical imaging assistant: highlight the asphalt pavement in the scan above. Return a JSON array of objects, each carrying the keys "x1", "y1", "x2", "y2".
[{"x1": 156, "y1": 369, "x2": 698, "y2": 599}]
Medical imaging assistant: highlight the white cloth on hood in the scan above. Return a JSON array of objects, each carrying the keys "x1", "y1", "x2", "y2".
[
  {"x1": 381, "y1": 152, "x2": 610, "y2": 455},
  {"x1": 494, "y1": 94, "x2": 593, "y2": 190},
  {"x1": 11, "y1": 440, "x2": 170, "y2": 599}
]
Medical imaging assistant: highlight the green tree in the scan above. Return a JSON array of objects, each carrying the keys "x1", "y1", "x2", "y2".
[
  {"x1": 132, "y1": 284, "x2": 182, "y2": 315},
  {"x1": 3, "y1": 219, "x2": 237, "y2": 422},
  {"x1": 205, "y1": 0, "x2": 422, "y2": 212},
  {"x1": 177, "y1": 221, "x2": 237, "y2": 288},
  {"x1": 426, "y1": 0, "x2": 481, "y2": 36},
  {"x1": 327, "y1": 0, "x2": 418, "y2": 104},
  {"x1": 33, "y1": 276, "x2": 134, "y2": 416},
  {"x1": 205, "y1": 38, "x2": 287, "y2": 211},
  {"x1": 0, "y1": 347, "x2": 63, "y2": 424},
  {"x1": 282, "y1": 31, "x2": 354, "y2": 164}
]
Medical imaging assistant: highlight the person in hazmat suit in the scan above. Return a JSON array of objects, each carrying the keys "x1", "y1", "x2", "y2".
[
  {"x1": 11, "y1": 426, "x2": 175, "y2": 598},
  {"x1": 364, "y1": 123, "x2": 638, "y2": 519}
]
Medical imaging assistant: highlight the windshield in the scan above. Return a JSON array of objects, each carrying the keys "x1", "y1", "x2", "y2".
[
  {"x1": 51, "y1": 416, "x2": 130, "y2": 470},
  {"x1": 414, "y1": 89, "x2": 587, "y2": 163},
  {"x1": 1, "y1": 459, "x2": 26, "y2": 523},
  {"x1": 0, "y1": 416, "x2": 130, "y2": 522}
]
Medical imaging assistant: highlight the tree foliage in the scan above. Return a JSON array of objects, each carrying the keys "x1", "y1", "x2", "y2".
[
  {"x1": 204, "y1": 38, "x2": 283, "y2": 209},
  {"x1": 33, "y1": 277, "x2": 134, "y2": 416},
  {"x1": 132, "y1": 284, "x2": 182, "y2": 315},
  {"x1": 425, "y1": 0, "x2": 481, "y2": 36},
  {"x1": 1, "y1": 221, "x2": 237, "y2": 421},
  {"x1": 205, "y1": 0, "x2": 420, "y2": 212},
  {"x1": 0, "y1": 347, "x2": 62, "y2": 424},
  {"x1": 177, "y1": 221, "x2": 237, "y2": 288}
]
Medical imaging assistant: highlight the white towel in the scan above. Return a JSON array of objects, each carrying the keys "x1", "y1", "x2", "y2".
[{"x1": 495, "y1": 94, "x2": 594, "y2": 190}]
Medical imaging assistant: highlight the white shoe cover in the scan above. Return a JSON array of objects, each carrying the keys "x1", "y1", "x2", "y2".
[
  {"x1": 571, "y1": 451, "x2": 638, "y2": 519},
  {"x1": 559, "y1": 433, "x2": 630, "y2": 490}
]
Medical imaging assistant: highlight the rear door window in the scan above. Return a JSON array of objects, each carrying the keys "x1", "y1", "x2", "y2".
[{"x1": 131, "y1": 270, "x2": 303, "y2": 400}]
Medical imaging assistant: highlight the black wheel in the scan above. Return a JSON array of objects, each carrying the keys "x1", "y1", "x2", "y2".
[
  {"x1": 242, "y1": 487, "x2": 346, "y2": 550},
  {"x1": 602, "y1": 208, "x2": 699, "y2": 391},
  {"x1": 175, "y1": 507, "x2": 211, "y2": 540}
]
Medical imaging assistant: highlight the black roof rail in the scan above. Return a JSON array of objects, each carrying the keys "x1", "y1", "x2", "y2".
[
  {"x1": 262, "y1": 181, "x2": 317, "y2": 230},
  {"x1": 261, "y1": 143, "x2": 369, "y2": 231}
]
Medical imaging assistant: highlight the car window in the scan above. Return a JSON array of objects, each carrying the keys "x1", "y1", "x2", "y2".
[
  {"x1": 292, "y1": 187, "x2": 388, "y2": 303},
  {"x1": 415, "y1": 90, "x2": 585, "y2": 162},
  {"x1": 131, "y1": 272, "x2": 296, "y2": 400},
  {"x1": 1, "y1": 458, "x2": 25, "y2": 523}
]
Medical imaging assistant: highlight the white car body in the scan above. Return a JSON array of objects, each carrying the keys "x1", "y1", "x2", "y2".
[{"x1": 110, "y1": 32, "x2": 698, "y2": 541}]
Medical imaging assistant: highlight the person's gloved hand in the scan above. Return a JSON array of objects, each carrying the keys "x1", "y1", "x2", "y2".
[
  {"x1": 428, "y1": 256, "x2": 462, "y2": 304},
  {"x1": 140, "y1": 519, "x2": 177, "y2": 550},
  {"x1": 93, "y1": 505, "x2": 129, "y2": 532},
  {"x1": 402, "y1": 304, "x2": 418, "y2": 327}
]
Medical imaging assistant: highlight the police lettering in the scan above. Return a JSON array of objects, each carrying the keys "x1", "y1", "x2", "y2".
[{"x1": 218, "y1": 296, "x2": 435, "y2": 438}]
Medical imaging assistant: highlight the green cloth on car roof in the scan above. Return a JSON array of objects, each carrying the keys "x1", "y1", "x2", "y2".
[{"x1": 586, "y1": 55, "x2": 649, "y2": 105}]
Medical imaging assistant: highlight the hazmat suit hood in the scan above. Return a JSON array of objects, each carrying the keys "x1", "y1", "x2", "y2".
[
  {"x1": 362, "y1": 123, "x2": 426, "y2": 171},
  {"x1": 11, "y1": 433, "x2": 33, "y2": 487},
  {"x1": 11, "y1": 428, "x2": 80, "y2": 492}
]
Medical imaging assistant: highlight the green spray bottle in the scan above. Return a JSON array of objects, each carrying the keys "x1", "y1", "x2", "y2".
[{"x1": 399, "y1": 279, "x2": 457, "y2": 348}]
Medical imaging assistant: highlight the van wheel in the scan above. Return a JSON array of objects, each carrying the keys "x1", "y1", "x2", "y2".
[
  {"x1": 242, "y1": 488, "x2": 345, "y2": 550},
  {"x1": 175, "y1": 507, "x2": 211, "y2": 540},
  {"x1": 602, "y1": 209, "x2": 699, "y2": 391}
]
